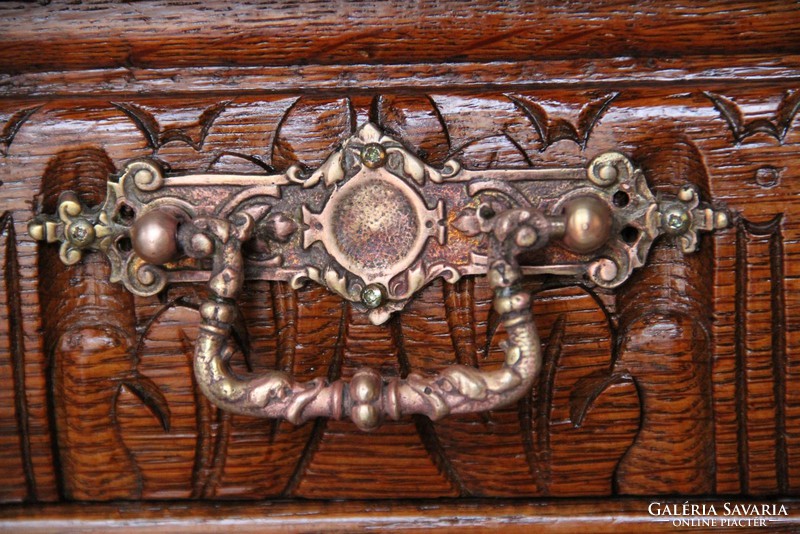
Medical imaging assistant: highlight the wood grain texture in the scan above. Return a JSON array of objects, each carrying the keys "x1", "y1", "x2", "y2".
[
  {"x1": 1, "y1": 1, "x2": 799, "y2": 74},
  {"x1": 0, "y1": 211, "x2": 33, "y2": 502},
  {"x1": 38, "y1": 148, "x2": 141, "y2": 501},
  {"x1": 0, "y1": 0, "x2": 798, "y2": 530},
  {"x1": 1, "y1": 499, "x2": 800, "y2": 533},
  {"x1": 0, "y1": 85, "x2": 793, "y2": 501}
]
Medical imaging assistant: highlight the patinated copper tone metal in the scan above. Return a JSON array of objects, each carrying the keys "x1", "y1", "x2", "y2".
[{"x1": 28, "y1": 123, "x2": 728, "y2": 430}]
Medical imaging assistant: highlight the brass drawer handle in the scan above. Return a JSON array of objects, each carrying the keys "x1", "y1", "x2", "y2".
[{"x1": 29, "y1": 123, "x2": 728, "y2": 430}]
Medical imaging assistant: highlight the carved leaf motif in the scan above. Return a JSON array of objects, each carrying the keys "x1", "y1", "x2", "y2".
[
  {"x1": 570, "y1": 371, "x2": 634, "y2": 427},
  {"x1": 523, "y1": 286, "x2": 641, "y2": 495},
  {"x1": 576, "y1": 92, "x2": 619, "y2": 144},
  {"x1": 119, "y1": 374, "x2": 171, "y2": 432},
  {"x1": 704, "y1": 89, "x2": 800, "y2": 143},
  {"x1": 506, "y1": 94, "x2": 549, "y2": 148},
  {"x1": 547, "y1": 121, "x2": 579, "y2": 145},
  {"x1": 449, "y1": 133, "x2": 532, "y2": 168},
  {"x1": 194, "y1": 101, "x2": 231, "y2": 147},
  {"x1": 508, "y1": 92, "x2": 617, "y2": 150},
  {"x1": 112, "y1": 101, "x2": 230, "y2": 151},
  {"x1": 704, "y1": 92, "x2": 748, "y2": 142},
  {"x1": 38, "y1": 148, "x2": 142, "y2": 501},
  {"x1": 0, "y1": 212, "x2": 35, "y2": 501},
  {"x1": 398, "y1": 278, "x2": 534, "y2": 497},
  {"x1": 111, "y1": 102, "x2": 162, "y2": 150},
  {"x1": 271, "y1": 97, "x2": 354, "y2": 170},
  {"x1": 207, "y1": 151, "x2": 277, "y2": 173},
  {"x1": 115, "y1": 303, "x2": 198, "y2": 499},
  {"x1": 0, "y1": 105, "x2": 41, "y2": 156},
  {"x1": 776, "y1": 89, "x2": 800, "y2": 137},
  {"x1": 371, "y1": 95, "x2": 451, "y2": 166}
]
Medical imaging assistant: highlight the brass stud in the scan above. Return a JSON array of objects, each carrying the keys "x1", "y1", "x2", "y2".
[
  {"x1": 130, "y1": 210, "x2": 180, "y2": 265},
  {"x1": 678, "y1": 186, "x2": 695, "y2": 203},
  {"x1": 562, "y1": 196, "x2": 612, "y2": 253},
  {"x1": 134, "y1": 168, "x2": 153, "y2": 184},
  {"x1": 28, "y1": 222, "x2": 44, "y2": 241},
  {"x1": 714, "y1": 210, "x2": 729, "y2": 229},
  {"x1": 595, "y1": 258, "x2": 619, "y2": 283},
  {"x1": 597, "y1": 163, "x2": 618, "y2": 184}
]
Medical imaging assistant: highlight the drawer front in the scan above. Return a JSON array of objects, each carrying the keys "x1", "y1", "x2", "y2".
[
  {"x1": 1, "y1": 1, "x2": 800, "y2": 530},
  {"x1": 0, "y1": 87, "x2": 797, "y2": 501}
]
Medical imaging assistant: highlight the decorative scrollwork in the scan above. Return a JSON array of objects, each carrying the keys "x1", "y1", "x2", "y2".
[
  {"x1": 29, "y1": 123, "x2": 729, "y2": 319},
  {"x1": 28, "y1": 122, "x2": 730, "y2": 430}
]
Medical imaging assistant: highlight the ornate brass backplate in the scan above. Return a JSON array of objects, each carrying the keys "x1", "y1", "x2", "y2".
[{"x1": 29, "y1": 123, "x2": 728, "y2": 430}]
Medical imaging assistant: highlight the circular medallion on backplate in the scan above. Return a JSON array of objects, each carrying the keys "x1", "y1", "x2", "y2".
[
  {"x1": 302, "y1": 166, "x2": 444, "y2": 288},
  {"x1": 333, "y1": 179, "x2": 419, "y2": 272}
]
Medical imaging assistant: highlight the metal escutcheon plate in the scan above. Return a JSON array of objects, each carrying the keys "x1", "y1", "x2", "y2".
[{"x1": 28, "y1": 122, "x2": 728, "y2": 430}]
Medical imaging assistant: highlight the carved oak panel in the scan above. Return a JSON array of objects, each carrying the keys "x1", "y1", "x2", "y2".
[{"x1": 0, "y1": 86, "x2": 796, "y2": 503}]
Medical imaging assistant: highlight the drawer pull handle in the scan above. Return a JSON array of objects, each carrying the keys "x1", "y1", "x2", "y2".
[{"x1": 29, "y1": 123, "x2": 728, "y2": 430}]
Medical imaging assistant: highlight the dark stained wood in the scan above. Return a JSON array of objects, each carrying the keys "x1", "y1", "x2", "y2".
[
  {"x1": 5, "y1": 55, "x2": 800, "y2": 99},
  {"x1": 2, "y1": 1, "x2": 800, "y2": 74},
  {"x1": 0, "y1": 0, "x2": 799, "y2": 530},
  {"x1": 1, "y1": 499, "x2": 800, "y2": 533},
  {"x1": 1, "y1": 84, "x2": 799, "y2": 498}
]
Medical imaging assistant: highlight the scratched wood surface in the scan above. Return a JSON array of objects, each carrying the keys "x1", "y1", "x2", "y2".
[
  {"x1": 1, "y1": 0, "x2": 800, "y2": 530},
  {"x1": 3, "y1": 499, "x2": 800, "y2": 534}
]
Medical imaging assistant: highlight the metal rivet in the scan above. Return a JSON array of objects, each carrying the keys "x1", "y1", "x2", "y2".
[
  {"x1": 361, "y1": 143, "x2": 387, "y2": 169},
  {"x1": 361, "y1": 284, "x2": 384, "y2": 309}
]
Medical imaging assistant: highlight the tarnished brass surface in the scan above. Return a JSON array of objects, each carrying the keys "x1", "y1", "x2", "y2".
[
  {"x1": 28, "y1": 123, "x2": 728, "y2": 429},
  {"x1": 191, "y1": 209, "x2": 544, "y2": 431}
]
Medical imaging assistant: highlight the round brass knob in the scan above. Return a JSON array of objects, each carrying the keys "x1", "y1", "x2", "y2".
[
  {"x1": 130, "y1": 210, "x2": 180, "y2": 265},
  {"x1": 562, "y1": 196, "x2": 612, "y2": 254}
]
